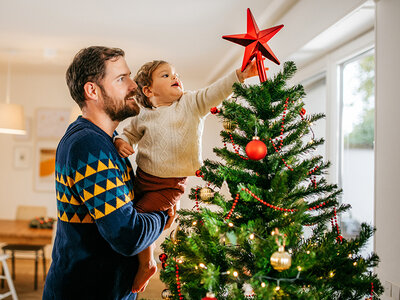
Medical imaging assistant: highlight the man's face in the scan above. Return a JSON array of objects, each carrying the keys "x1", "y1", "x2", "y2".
[{"x1": 98, "y1": 57, "x2": 140, "y2": 121}]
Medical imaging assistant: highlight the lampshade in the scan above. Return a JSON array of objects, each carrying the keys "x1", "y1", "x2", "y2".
[{"x1": 0, "y1": 103, "x2": 26, "y2": 135}]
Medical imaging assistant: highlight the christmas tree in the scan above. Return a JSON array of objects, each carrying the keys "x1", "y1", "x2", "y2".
[{"x1": 158, "y1": 61, "x2": 382, "y2": 300}]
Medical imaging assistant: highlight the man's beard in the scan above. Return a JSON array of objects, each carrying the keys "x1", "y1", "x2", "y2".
[{"x1": 100, "y1": 86, "x2": 140, "y2": 122}]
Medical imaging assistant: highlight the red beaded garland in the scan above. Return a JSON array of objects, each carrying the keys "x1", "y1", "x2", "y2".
[
  {"x1": 225, "y1": 193, "x2": 240, "y2": 220},
  {"x1": 175, "y1": 263, "x2": 183, "y2": 300},
  {"x1": 241, "y1": 187, "x2": 328, "y2": 212},
  {"x1": 228, "y1": 133, "x2": 249, "y2": 160},
  {"x1": 332, "y1": 207, "x2": 343, "y2": 243}
]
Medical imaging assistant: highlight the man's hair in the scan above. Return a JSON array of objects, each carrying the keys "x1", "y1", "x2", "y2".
[
  {"x1": 66, "y1": 46, "x2": 125, "y2": 108},
  {"x1": 134, "y1": 60, "x2": 168, "y2": 108}
]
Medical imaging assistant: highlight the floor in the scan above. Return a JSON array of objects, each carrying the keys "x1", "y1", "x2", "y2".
[{"x1": 0, "y1": 258, "x2": 167, "y2": 299}]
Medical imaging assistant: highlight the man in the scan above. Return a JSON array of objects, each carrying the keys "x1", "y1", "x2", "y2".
[{"x1": 43, "y1": 46, "x2": 175, "y2": 300}]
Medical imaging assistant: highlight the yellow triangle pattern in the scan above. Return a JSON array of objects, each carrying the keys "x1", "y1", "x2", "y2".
[
  {"x1": 104, "y1": 203, "x2": 116, "y2": 215},
  {"x1": 75, "y1": 171, "x2": 84, "y2": 183},
  {"x1": 60, "y1": 212, "x2": 69, "y2": 222},
  {"x1": 116, "y1": 178, "x2": 124, "y2": 187},
  {"x1": 106, "y1": 180, "x2": 116, "y2": 190},
  {"x1": 116, "y1": 197, "x2": 126, "y2": 209},
  {"x1": 70, "y1": 213, "x2": 82, "y2": 223},
  {"x1": 94, "y1": 208, "x2": 105, "y2": 219},
  {"x1": 85, "y1": 165, "x2": 96, "y2": 177},
  {"x1": 61, "y1": 194, "x2": 69, "y2": 203},
  {"x1": 82, "y1": 214, "x2": 94, "y2": 223},
  {"x1": 97, "y1": 161, "x2": 108, "y2": 172},
  {"x1": 94, "y1": 184, "x2": 106, "y2": 196},
  {"x1": 69, "y1": 195, "x2": 81, "y2": 205},
  {"x1": 83, "y1": 190, "x2": 94, "y2": 201}
]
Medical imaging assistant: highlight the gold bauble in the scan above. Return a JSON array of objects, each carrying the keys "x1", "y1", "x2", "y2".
[
  {"x1": 223, "y1": 119, "x2": 236, "y2": 132},
  {"x1": 170, "y1": 224, "x2": 180, "y2": 243},
  {"x1": 161, "y1": 288, "x2": 172, "y2": 299},
  {"x1": 199, "y1": 187, "x2": 213, "y2": 201},
  {"x1": 270, "y1": 245, "x2": 292, "y2": 272}
]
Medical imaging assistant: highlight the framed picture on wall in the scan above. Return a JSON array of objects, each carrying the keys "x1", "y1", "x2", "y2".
[
  {"x1": 35, "y1": 108, "x2": 70, "y2": 139},
  {"x1": 35, "y1": 141, "x2": 58, "y2": 192},
  {"x1": 14, "y1": 146, "x2": 31, "y2": 169}
]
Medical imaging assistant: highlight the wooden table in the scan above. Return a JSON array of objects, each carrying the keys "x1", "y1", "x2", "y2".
[{"x1": 0, "y1": 220, "x2": 53, "y2": 246}]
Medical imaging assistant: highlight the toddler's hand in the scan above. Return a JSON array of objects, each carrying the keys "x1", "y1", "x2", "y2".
[
  {"x1": 164, "y1": 204, "x2": 177, "y2": 230},
  {"x1": 114, "y1": 138, "x2": 134, "y2": 158},
  {"x1": 236, "y1": 60, "x2": 261, "y2": 82}
]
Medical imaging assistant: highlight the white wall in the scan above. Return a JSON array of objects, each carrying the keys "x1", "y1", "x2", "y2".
[
  {"x1": 374, "y1": 0, "x2": 400, "y2": 293},
  {"x1": 0, "y1": 65, "x2": 72, "y2": 219}
]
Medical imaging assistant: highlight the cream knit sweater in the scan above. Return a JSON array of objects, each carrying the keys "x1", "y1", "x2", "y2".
[{"x1": 117, "y1": 70, "x2": 240, "y2": 178}]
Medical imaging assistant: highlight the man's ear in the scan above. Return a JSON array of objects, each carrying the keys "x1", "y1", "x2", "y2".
[
  {"x1": 84, "y1": 82, "x2": 99, "y2": 101},
  {"x1": 142, "y1": 86, "x2": 153, "y2": 98}
]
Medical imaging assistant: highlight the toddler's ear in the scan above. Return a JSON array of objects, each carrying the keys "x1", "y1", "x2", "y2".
[{"x1": 142, "y1": 86, "x2": 153, "y2": 98}]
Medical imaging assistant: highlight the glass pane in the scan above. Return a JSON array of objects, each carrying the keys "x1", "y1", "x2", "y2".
[{"x1": 340, "y1": 51, "x2": 374, "y2": 255}]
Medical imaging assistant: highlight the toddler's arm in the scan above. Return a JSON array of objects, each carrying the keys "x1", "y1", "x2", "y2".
[
  {"x1": 114, "y1": 138, "x2": 135, "y2": 158},
  {"x1": 190, "y1": 61, "x2": 258, "y2": 116}
]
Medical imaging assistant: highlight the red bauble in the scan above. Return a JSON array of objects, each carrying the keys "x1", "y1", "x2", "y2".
[
  {"x1": 210, "y1": 107, "x2": 219, "y2": 114},
  {"x1": 300, "y1": 108, "x2": 306, "y2": 115},
  {"x1": 195, "y1": 170, "x2": 202, "y2": 177},
  {"x1": 202, "y1": 292, "x2": 217, "y2": 300},
  {"x1": 245, "y1": 136, "x2": 267, "y2": 160},
  {"x1": 159, "y1": 253, "x2": 168, "y2": 262}
]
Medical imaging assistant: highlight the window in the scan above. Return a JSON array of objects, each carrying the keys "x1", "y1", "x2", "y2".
[{"x1": 339, "y1": 49, "x2": 375, "y2": 255}]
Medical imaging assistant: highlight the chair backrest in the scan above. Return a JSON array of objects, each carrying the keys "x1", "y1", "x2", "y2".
[{"x1": 16, "y1": 205, "x2": 47, "y2": 220}]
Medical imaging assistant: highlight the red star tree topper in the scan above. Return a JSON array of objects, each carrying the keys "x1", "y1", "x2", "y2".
[{"x1": 222, "y1": 8, "x2": 283, "y2": 82}]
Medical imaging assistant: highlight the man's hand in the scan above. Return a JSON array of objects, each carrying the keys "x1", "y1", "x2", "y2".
[
  {"x1": 236, "y1": 60, "x2": 261, "y2": 82},
  {"x1": 114, "y1": 138, "x2": 134, "y2": 158},
  {"x1": 164, "y1": 204, "x2": 177, "y2": 230}
]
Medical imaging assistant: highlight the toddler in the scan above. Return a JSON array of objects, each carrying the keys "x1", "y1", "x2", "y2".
[{"x1": 114, "y1": 60, "x2": 257, "y2": 293}]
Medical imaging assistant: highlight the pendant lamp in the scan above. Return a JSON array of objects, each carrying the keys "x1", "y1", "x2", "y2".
[{"x1": 0, "y1": 61, "x2": 26, "y2": 135}]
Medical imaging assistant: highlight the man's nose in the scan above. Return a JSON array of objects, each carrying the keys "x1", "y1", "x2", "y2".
[{"x1": 129, "y1": 77, "x2": 138, "y2": 90}]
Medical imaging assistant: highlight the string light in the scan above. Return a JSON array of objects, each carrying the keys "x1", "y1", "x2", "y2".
[
  {"x1": 233, "y1": 271, "x2": 239, "y2": 277},
  {"x1": 199, "y1": 263, "x2": 207, "y2": 269},
  {"x1": 329, "y1": 271, "x2": 335, "y2": 278},
  {"x1": 249, "y1": 233, "x2": 255, "y2": 240},
  {"x1": 261, "y1": 282, "x2": 266, "y2": 288},
  {"x1": 192, "y1": 221, "x2": 197, "y2": 226},
  {"x1": 228, "y1": 222, "x2": 234, "y2": 227},
  {"x1": 297, "y1": 266, "x2": 302, "y2": 271}
]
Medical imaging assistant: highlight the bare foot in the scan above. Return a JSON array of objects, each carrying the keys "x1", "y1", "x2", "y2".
[{"x1": 131, "y1": 260, "x2": 157, "y2": 293}]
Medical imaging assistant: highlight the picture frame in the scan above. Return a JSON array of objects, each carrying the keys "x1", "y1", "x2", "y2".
[
  {"x1": 35, "y1": 141, "x2": 58, "y2": 192},
  {"x1": 14, "y1": 146, "x2": 31, "y2": 169},
  {"x1": 35, "y1": 108, "x2": 70, "y2": 139}
]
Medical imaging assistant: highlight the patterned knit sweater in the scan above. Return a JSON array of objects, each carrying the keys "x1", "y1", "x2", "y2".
[
  {"x1": 117, "y1": 70, "x2": 240, "y2": 177},
  {"x1": 43, "y1": 117, "x2": 168, "y2": 300}
]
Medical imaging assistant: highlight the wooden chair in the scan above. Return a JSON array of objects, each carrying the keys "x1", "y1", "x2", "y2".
[
  {"x1": 1, "y1": 206, "x2": 48, "y2": 290},
  {"x1": 0, "y1": 254, "x2": 18, "y2": 299}
]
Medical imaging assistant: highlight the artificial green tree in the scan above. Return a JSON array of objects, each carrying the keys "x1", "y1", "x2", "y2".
[{"x1": 159, "y1": 61, "x2": 382, "y2": 300}]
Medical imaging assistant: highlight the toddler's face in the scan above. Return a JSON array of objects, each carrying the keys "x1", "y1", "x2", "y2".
[{"x1": 148, "y1": 63, "x2": 183, "y2": 107}]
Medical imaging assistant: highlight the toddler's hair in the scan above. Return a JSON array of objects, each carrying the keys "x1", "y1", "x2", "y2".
[{"x1": 134, "y1": 60, "x2": 168, "y2": 108}]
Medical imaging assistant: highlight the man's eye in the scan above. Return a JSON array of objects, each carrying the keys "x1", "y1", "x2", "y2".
[
  {"x1": 118, "y1": 77, "x2": 124, "y2": 82},
  {"x1": 162, "y1": 74, "x2": 169, "y2": 78}
]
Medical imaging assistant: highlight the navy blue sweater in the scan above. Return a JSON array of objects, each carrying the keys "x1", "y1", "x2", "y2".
[{"x1": 43, "y1": 117, "x2": 168, "y2": 300}]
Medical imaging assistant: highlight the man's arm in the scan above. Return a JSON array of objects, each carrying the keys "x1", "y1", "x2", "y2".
[{"x1": 69, "y1": 135, "x2": 168, "y2": 256}]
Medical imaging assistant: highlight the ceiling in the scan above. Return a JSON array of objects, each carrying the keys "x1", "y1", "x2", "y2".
[{"x1": 0, "y1": 0, "x2": 297, "y2": 88}]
